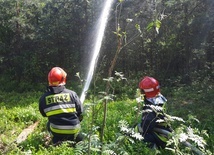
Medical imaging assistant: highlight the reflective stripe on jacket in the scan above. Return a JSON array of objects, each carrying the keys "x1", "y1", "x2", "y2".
[
  {"x1": 39, "y1": 86, "x2": 83, "y2": 135},
  {"x1": 44, "y1": 103, "x2": 77, "y2": 116},
  {"x1": 50, "y1": 123, "x2": 81, "y2": 134}
]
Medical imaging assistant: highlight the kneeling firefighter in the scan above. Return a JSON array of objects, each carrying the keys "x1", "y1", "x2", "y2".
[
  {"x1": 39, "y1": 67, "x2": 84, "y2": 145},
  {"x1": 136, "y1": 76, "x2": 172, "y2": 149}
]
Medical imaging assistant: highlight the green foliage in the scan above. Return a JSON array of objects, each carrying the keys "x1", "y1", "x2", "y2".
[
  {"x1": 0, "y1": 0, "x2": 213, "y2": 92},
  {"x1": 34, "y1": 142, "x2": 75, "y2": 155},
  {"x1": 0, "y1": 83, "x2": 213, "y2": 154},
  {"x1": 1, "y1": 68, "x2": 214, "y2": 155},
  {"x1": 163, "y1": 114, "x2": 211, "y2": 155},
  {"x1": 81, "y1": 74, "x2": 212, "y2": 154},
  {"x1": 146, "y1": 20, "x2": 161, "y2": 34},
  {"x1": 0, "y1": 0, "x2": 213, "y2": 154}
]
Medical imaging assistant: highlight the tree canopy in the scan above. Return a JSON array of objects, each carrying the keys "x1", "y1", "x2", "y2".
[{"x1": 0, "y1": 0, "x2": 213, "y2": 92}]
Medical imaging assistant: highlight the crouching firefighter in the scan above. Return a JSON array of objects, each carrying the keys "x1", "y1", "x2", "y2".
[
  {"x1": 39, "y1": 67, "x2": 84, "y2": 145},
  {"x1": 135, "y1": 76, "x2": 172, "y2": 149}
]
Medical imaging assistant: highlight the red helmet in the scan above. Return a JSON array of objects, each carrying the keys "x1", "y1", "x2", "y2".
[
  {"x1": 48, "y1": 67, "x2": 67, "y2": 86},
  {"x1": 139, "y1": 76, "x2": 160, "y2": 98}
]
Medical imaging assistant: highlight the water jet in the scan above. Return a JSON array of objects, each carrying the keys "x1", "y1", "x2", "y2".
[{"x1": 80, "y1": 0, "x2": 114, "y2": 103}]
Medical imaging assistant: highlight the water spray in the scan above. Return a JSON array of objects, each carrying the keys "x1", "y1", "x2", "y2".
[{"x1": 80, "y1": 0, "x2": 114, "y2": 103}]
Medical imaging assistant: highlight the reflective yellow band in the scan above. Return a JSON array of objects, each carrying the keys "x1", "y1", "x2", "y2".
[
  {"x1": 44, "y1": 104, "x2": 76, "y2": 113},
  {"x1": 154, "y1": 132, "x2": 168, "y2": 142},
  {"x1": 158, "y1": 122, "x2": 168, "y2": 127},
  {"x1": 50, "y1": 123, "x2": 80, "y2": 130},
  {"x1": 50, "y1": 126, "x2": 80, "y2": 134},
  {"x1": 46, "y1": 108, "x2": 76, "y2": 116}
]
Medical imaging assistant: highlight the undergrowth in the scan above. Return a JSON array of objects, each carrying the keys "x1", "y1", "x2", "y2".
[{"x1": 0, "y1": 79, "x2": 213, "y2": 155}]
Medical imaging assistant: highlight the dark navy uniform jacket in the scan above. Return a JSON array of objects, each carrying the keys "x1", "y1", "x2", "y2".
[
  {"x1": 140, "y1": 98, "x2": 172, "y2": 148},
  {"x1": 39, "y1": 85, "x2": 83, "y2": 136}
]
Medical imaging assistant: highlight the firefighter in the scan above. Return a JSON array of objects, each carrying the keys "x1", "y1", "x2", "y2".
[
  {"x1": 137, "y1": 76, "x2": 172, "y2": 149},
  {"x1": 39, "y1": 67, "x2": 84, "y2": 145}
]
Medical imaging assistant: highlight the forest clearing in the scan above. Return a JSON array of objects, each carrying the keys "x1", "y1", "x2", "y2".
[{"x1": 0, "y1": 0, "x2": 213, "y2": 154}]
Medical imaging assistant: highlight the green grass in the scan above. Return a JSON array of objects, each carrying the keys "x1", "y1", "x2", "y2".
[{"x1": 0, "y1": 84, "x2": 213, "y2": 154}]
